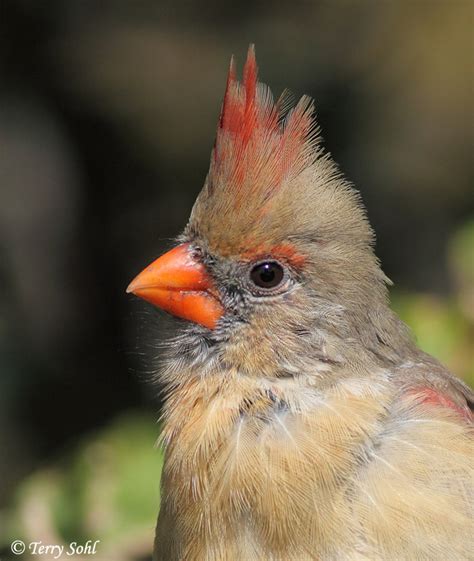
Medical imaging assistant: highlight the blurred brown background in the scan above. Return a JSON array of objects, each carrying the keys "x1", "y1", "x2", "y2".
[{"x1": 0, "y1": 1, "x2": 472, "y2": 560}]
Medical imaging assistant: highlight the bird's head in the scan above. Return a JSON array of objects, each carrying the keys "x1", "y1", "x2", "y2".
[{"x1": 128, "y1": 46, "x2": 411, "y2": 378}]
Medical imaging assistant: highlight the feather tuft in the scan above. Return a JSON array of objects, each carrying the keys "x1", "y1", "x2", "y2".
[{"x1": 212, "y1": 45, "x2": 320, "y2": 202}]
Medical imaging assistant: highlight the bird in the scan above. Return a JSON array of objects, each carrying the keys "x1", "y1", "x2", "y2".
[{"x1": 127, "y1": 45, "x2": 473, "y2": 561}]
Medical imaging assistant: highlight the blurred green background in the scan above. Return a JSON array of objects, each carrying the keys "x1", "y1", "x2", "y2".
[{"x1": 0, "y1": 1, "x2": 472, "y2": 560}]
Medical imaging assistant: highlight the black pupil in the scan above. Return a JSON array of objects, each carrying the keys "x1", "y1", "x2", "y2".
[{"x1": 250, "y1": 262, "x2": 284, "y2": 289}]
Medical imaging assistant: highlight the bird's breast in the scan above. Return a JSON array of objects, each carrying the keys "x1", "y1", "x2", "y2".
[{"x1": 159, "y1": 373, "x2": 391, "y2": 559}]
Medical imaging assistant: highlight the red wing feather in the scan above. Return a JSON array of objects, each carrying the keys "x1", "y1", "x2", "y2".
[{"x1": 411, "y1": 386, "x2": 473, "y2": 422}]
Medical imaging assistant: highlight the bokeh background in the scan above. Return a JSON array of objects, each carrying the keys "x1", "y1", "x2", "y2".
[{"x1": 0, "y1": 1, "x2": 473, "y2": 560}]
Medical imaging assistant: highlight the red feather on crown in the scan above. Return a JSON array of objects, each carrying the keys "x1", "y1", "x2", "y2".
[{"x1": 210, "y1": 45, "x2": 320, "y2": 202}]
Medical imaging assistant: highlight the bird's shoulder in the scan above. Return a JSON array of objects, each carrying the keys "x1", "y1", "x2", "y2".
[
  {"x1": 389, "y1": 355, "x2": 473, "y2": 424},
  {"x1": 345, "y1": 357, "x2": 473, "y2": 560}
]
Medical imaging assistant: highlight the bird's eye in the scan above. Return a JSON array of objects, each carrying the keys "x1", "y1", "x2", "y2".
[{"x1": 250, "y1": 261, "x2": 285, "y2": 290}]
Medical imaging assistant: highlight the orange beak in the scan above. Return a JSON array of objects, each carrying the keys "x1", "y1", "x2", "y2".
[{"x1": 126, "y1": 243, "x2": 224, "y2": 329}]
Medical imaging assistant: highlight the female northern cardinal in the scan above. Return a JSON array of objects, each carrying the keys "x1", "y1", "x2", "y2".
[{"x1": 128, "y1": 46, "x2": 473, "y2": 561}]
